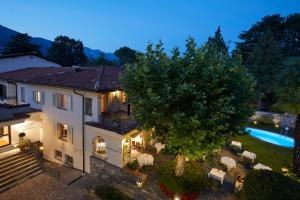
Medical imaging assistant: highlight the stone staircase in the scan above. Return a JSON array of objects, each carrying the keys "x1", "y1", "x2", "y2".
[{"x1": 0, "y1": 151, "x2": 43, "y2": 192}]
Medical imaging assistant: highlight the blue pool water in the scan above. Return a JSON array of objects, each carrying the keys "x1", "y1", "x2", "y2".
[{"x1": 245, "y1": 127, "x2": 294, "y2": 148}]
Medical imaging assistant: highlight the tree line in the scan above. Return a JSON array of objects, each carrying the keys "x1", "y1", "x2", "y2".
[
  {"x1": 2, "y1": 33, "x2": 138, "y2": 67},
  {"x1": 2, "y1": 13, "x2": 300, "y2": 112}
]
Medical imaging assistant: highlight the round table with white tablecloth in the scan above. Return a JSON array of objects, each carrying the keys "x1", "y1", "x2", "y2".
[
  {"x1": 242, "y1": 150, "x2": 256, "y2": 162},
  {"x1": 221, "y1": 156, "x2": 237, "y2": 171},
  {"x1": 137, "y1": 153, "x2": 154, "y2": 167},
  {"x1": 253, "y1": 163, "x2": 272, "y2": 171}
]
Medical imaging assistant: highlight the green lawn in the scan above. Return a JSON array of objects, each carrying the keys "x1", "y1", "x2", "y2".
[{"x1": 234, "y1": 134, "x2": 293, "y2": 172}]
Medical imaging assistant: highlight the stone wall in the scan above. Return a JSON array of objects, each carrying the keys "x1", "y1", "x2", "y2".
[
  {"x1": 253, "y1": 111, "x2": 296, "y2": 128},
  {"x1": 90, "y1": 156, "x2": 137, "y2": 185}
]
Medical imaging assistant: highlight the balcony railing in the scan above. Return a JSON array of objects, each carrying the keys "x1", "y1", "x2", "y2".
[{"x1": 86, "y1": 111, "x2": 138, "y2": 135}]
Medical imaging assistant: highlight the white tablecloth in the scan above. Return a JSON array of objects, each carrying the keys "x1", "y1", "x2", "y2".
[
  {"x1": 253, "y1": 163, "x2": 272, "y2": 171},
  {"x1": 208, "y1": 168, "x2": 226, "y2": 184},
  {"x1": 242, "y1": 151, "x2": 256, "y2": 162},
  {"x1": 154, "y1": 142, "x2": 165, "y2": 154},
  {"x1": 231, "y1": 141, "x2": 242, "y2": 149},
  {"x1": 137, "y1": 153, "x2": 154, "y2": 167},
  {"x1": 130, "y1": 149, "x2": 141, "y2": 161},
  {"x1": 221, "y1": 156, "x2": 236, "y2": 171}
]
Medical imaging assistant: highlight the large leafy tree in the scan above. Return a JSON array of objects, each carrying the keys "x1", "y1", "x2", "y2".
[
  {"x1": 47, "y1": 35, "x2": 87, "y2": 66},
  {"x1": 3, "y1": 33, "x2": 41, "y2": 55},
  {"x1": 273, "y1": 56, "x2": 300, "y2": 175},
  {"x1": 114, "y1": 46, "x2": 138, "y2": 65},
  {"x1": 122, "y1": 28, "x2": 256, "y2": 176}
]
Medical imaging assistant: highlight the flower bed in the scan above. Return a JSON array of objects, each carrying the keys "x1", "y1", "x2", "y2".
[
  {"x1": 160, "y1": 183, "x2": 199, "y2": 200},
  {"x1": 158, "y1": 161, "x2": 207, "y2": 199}
]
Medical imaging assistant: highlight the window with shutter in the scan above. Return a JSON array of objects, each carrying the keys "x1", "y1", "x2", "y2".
[
  {"x1": 57, "y1": 123, "x2": 68, "y2": 141},
  {"x1": 84, "y1": 98, "x2": 92, "y2": 116},
  {"x1": 20, "y1": 87, "x2": 25, "y2": 102},
  {"x1": 0, "y1": 84, "x2": 7, "y2": 99},
  {"x1": 33, "y1": 90, "x2": 43, "y2": 104}
]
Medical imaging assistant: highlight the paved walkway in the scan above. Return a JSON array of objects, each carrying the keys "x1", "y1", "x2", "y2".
[{"x1": 0, "y1": 161, "x2": 88, "y2": 200}]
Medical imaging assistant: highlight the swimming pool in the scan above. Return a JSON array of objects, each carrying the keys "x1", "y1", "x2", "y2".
[{"x1": 245, "y1": 127, "x2": 294, "y2": 148}]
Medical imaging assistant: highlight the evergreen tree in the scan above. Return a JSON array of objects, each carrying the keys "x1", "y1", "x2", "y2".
[
  {"x1": 247, "y1": 29, "x2": 283, "y2": 110},
  {"x1": 47, "y1": 35, "x2": 87, "y2": 66},
  {"x1": 273, "y1": 56, "x2": 300, "y2": 175},
  {"x1": 3, "y1": 33, "x2": 41, "y2": 55}
]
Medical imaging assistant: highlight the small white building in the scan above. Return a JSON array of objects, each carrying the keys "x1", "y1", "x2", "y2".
[
  {"x1": 0, "y1": 53, "x2": 60, "y2": 73},
  {"x1": 0, "y1": 66, "x2": 149, "y2": 173}
]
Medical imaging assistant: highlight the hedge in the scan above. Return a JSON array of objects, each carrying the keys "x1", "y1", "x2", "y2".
[
  {"x1": 242, "y1": 170, "x2": 300, "y2": 200},
  {"x1": 95, "y1": 185, "x2": 132, "y2": 200}
]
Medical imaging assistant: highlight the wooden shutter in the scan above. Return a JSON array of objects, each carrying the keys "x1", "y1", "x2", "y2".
[
  {"x1": 68, "y1": 95, "x2": 73, "y2": 111},
  {"x1": 67, "y1": 125, "x2": 73, "y2": 144},
  {"x1": 41, "y1": 92, "x2": 45, "y2": 104},
  {"x1": 3, "y1": 85, "x2": 7, "y2": 99},
  {"x1": 33, "y1": 91, "x2": 36, "y2": 102},
  {"x1": 52, "y1": 122, "x2": 58, "y2": 138},
  {"x1": 53, "y1": 93, "x2": 57, "y2": 107}
]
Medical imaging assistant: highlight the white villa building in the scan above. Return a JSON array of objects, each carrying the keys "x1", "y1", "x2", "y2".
[
  {"x1": 0, "y1": 66, "x2": 149, "y2": 174},
  {"x1": 0, "y1": 53, "x2": 60, "y2": 73}
]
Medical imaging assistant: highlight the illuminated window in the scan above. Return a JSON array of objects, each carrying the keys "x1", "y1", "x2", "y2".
[
  {"x1": 54, "y1": 93, "x2": 72, "y2": 111},
  {"x1": 33, "y1": 91, "x2": 43, "y2": 104},
  {"x1": 58, "y1": 123, "x2": 68, "y2": 141},
  {"x1": 93, "y1": 136, "x2": 107, "y2": 159}
]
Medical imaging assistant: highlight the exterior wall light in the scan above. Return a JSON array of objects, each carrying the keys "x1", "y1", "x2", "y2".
[
  {"x1": 136, "y1": 179, "x2": 143, "y2": 188},
  {"x1": 174, "y1": 193, "x2": 181, "y2": 200},
  {"x1": 39, "y1": 146, "x2": 44, "y2": 151}
]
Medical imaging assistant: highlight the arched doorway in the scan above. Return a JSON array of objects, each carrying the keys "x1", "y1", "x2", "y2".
[{"x1": 93, "y1": 136, "x2": 107, "y2": 160}]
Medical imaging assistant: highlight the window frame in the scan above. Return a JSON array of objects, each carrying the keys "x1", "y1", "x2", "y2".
[
  {"x1": 65, "y1": 154, "x2": 73, "y2": 166},
  {"x1": 20, "y1": 87, "x2": 26, "y2": 102},
  {"x1": 57, "y1": 123, "x2": 68, "y2": 141},
  {"x1": 84, "y1": 97, "x2": 93, "y2": 116},
  {"x1": 33, "y1": 90, "x2": 43, "y2": 104},
  {"x1": 55, "y1": 150, "x2": 62, "y2": 160}
]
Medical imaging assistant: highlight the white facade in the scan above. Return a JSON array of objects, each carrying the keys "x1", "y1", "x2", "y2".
[
  {"x1": 0, "y1": 77, "x2": 143, "y2": 173},
  {"x1": 0, "y1": 55, "x2": 60, "y2": 73}
]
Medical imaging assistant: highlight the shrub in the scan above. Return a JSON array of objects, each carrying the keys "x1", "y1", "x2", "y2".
[
  {"x1": 242, "y1": 170, "x2": 300, "y2": 200},
  {"x1": 159, "y1": 161, "x2": 207, "y2": 194},
  {"x1": 95, "y1": 185, "x2": 132, "y2": 200},
  {"x1": 140, "y1": 165, "x2": 152, "y2": 173},
  {"x1": 257, "y1": 115, "x2": 274, "y2": 125},
  {"x1": 127, "y1": 160, "x2": 138, "y2": 170}
]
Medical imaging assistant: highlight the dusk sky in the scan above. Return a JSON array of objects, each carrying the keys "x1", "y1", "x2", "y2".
[{"x1": 0, "y1": 0, "x2": 299, "y2": 53}]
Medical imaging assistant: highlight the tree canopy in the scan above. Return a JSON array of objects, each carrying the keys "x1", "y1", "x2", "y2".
[
  {"x1": 47, "y1": 35, "x2": 87, "y2": 66},
  {"x1": 3, "y1": 33, "x2": 41, "y2": 55},
  {"x1": 114, "y1": 46, "x2": 138, "y2": 65},
  {"x1": 121, "y1": 28, "x2": 256, "y2": 176},
  {"x1": 236, "y1": 13, "x2": 300, "y2": 110}
]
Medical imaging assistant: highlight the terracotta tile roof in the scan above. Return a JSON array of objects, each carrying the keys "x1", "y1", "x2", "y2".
[
  {"x1": 0, "y1": 66, "x2": 123, "y2": 92},
  {"x1": 0, "y1": 104, "x2": 41, "y2": 123}
]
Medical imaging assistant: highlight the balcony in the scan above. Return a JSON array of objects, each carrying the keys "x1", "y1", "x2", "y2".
[{"x1": 86, "y1": 111, "x2": 138, "y2": 135}]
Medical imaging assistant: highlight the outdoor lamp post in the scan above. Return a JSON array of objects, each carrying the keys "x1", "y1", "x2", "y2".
[{"x1": 136, "y1": 179, "x2": 143, "y2": 199}]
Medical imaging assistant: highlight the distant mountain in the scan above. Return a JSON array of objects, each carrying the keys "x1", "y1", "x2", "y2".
[{"x1": 0, "y1": 24, "x2": 119, "y2": 61}]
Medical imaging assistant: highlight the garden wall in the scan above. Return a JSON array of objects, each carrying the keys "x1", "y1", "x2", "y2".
[{"x1": 254, "y1": 111, "x2": 296, "y2": 128}]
